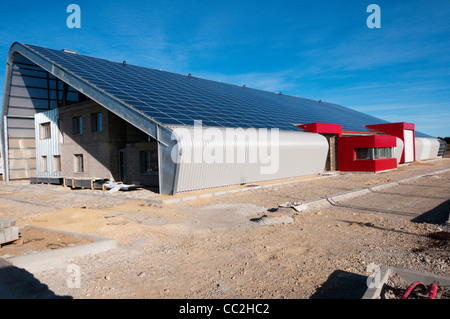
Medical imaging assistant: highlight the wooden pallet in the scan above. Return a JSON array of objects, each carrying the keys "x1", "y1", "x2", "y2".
[{"x1": 63, "y1": 178, "x2": 109, "y2": 190}]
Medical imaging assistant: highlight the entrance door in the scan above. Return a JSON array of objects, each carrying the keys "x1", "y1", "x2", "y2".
[
  {"x1": 322, "y1": 134, "x2": 338, "y2": 171},
  {"x1": 118, "y1": 148, "x2": 127, "y2": 182},
  {"x1": 404, "y1": 130, "x2": 414, "y2": 162}
]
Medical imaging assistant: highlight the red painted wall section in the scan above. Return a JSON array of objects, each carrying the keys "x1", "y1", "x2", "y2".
[
  {"x1": 338, "y1": 135, "x2": 397, "y2": 172},
  {"x1": 297, "y1": 122, "x2": 342, "y2": 137},
  {"x1": 366, "y1": 122, "x2": 416, "y2": 163}
]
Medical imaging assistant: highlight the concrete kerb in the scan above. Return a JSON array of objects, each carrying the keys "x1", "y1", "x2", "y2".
[
  {"x1": 153, "y1": 173, "x2": 340, "y2": 204},
  {"x1": 289, "y1": 167, "x2": 450, "y2": 212},
  {"x1": 3, "y1": 225, "x2": 116, "y2": 273},
  {"x1": 154, "y1": 167, "x2": 450, "y2": 205},
  {"x1": 362, "y1": 265, "x2": 450, "y2": 299}
]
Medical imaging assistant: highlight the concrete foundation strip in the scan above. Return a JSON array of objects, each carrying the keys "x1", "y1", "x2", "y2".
[
  {"x1": 300, "y1": 167, "x2": 450, "y2": 211},
  {"x1": 150, "y1": 167, "x2": 450, "y2": 205},
  {"x1": 3, "y1": 226, "x2": 116, "y2": 273}
]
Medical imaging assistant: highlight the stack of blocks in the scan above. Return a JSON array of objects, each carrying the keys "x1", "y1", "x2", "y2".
[{"x1": 0, "y1": 218, "x2": 19, "y2": 246}]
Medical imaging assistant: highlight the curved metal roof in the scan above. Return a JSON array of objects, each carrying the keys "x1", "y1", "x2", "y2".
[{"x1": 5, "y1": 42, "x2": 432, "y2": 137}]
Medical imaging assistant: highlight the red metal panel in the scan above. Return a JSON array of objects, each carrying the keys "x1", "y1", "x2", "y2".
[
  {"x1": 297, "y1": 122, "x2": 342, "y2": 137},
  {"x1": 338, "y1": 135, "x2": 397, "y2": 172},
  {"x1": 366, "y1": 122, "x2": 416, "y2": 163}
]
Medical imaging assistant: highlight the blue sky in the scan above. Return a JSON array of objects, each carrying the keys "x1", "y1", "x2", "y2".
[{"x1": 0, "y1": 0, "x2": 449, "y2": 137}]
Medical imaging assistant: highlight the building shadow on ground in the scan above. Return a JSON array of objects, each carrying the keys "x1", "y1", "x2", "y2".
[
  {"x1": 411, "y1": 199, "x2": 450, "y2": 225},
  {"x1": 309, "y1": 270, "x2": 368, "y2": 299},
  {"x1": 0, "y1": 258, "x2": 72, "y2": 299}
]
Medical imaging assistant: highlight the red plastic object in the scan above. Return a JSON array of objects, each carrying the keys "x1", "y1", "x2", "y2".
[
  {"x1": 401, "y1": 282, "x2": 439, "y2": 299},
  {"x1": 428, "y1": 283, "x2": 438, "y2": 299},
  {"x1": 401, "y1": 281, "x2": 427, "y2": 299}
]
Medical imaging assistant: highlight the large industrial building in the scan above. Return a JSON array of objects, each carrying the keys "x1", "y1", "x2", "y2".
[{"x1": 0, "y1": 43, "x2": 446, "y2": 195}]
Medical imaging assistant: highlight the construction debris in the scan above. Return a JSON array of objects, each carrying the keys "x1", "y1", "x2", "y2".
[
  {"x1": 278, "y1": 201, "x2": 308, "y2": 213},
  {"x1": 253, "y1": 213, "x2": 294, "y2": 226},
  {"x1": 103, "y1": 181, "x2": 140, "y2": 193}
]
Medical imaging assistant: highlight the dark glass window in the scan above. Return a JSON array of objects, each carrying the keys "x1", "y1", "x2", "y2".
[
  {"x1": 73, "y1": 116, "x2": 82, "y2": 135},
  {"x1": 91, "y1": 112, "x2": 102, "y2": 132},
  {"x1": 140, "y1": 150, "x2": 158, "y2": 174},
  {"x1": 355, "y1": 147, "x2": 393, "y2": 160},
  {"x1": 355, "y1": 148, "x2": 372, "y2": 160}
]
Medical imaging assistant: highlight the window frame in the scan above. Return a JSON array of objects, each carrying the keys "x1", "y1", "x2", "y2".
[
  {"x1": 41, "y1": 155, "x2": 48, "y2": 173},
  {"x1": 40, "y1": 122, "x2": 51, "y2": 140},
  {"x1": 355, "y1": 147, "x2": 394, "y2": 160},
  {"x1": 140, "y1": 150, "x2": 158, "y2": 175},
  {"x1": 74, "y1": 154, "x2": 84, "y2": 173},
  {"x1": 91, "y1": 112, "x2": 103, "y2": 133},
  {"x1": 52, "y1": 155, "x2": 61, "y2": 173},
  {"x1": 72, "y1": 116, "x2": 82, "y2": 135}
]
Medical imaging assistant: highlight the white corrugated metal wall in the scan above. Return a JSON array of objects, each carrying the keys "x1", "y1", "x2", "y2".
[
  {"x1": 394, "y1": 137, "x2": 404, "y2": 164},
  {"x1": 415, "y1": 137, "x2": 440, "y2": 161},
  {"x1": 171, "y1": 127, "x2": 329, "y2": 192},
  {"x1": 34, "y1": 109, "x2": 61, "y2": 177}
]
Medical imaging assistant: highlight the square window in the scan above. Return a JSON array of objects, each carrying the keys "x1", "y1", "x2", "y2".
[{"x1": 40, "y1": 122, "x2": 51, "y2": 140}]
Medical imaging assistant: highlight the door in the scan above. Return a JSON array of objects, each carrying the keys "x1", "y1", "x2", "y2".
[
  {"x1": 404, "y1": 130, "x2": 414, "y2": 163},
  {"x1": 118, "y1": 148, "x2": 127, "y2": 182},
  {"x1": 322, "y1": 134, "x2": 338, "y2": 171}
]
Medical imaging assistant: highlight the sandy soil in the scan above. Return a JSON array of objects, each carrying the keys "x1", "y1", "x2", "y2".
[
  {"x1": 0, "y1": 226, "x2": 93, "y2": 257},
  {"x1": 0, "y1": 158, "x2": 449, "y2": 299}
]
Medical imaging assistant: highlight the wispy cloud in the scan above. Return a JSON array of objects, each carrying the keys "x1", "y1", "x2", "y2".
[{"x1": 193, "y1": 70, "x2": 297, "y2": 93}]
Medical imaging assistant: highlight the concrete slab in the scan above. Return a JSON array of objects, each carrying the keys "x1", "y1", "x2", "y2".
[
  {"x1": 292, "y1": 167, "x2": 450, "y2": 211},
  {"x1": 0, "y1": 218, "x2": 16, "y2": 228},
  {"x1": 3, "y1": 226, "x2": 116, "y2": 273}
]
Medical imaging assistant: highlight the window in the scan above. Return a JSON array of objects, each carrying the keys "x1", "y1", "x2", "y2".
[
  {"x1": 140, "y1": 150, "x2": 158, "y2": 174},
  {"x1": 91, "y1": 112, "x2": 102, "y2": 132},
  {"x1": 355, "y1": 147, "x2": 393, "y2": 160},
  {"x1": 73, "y1": 116, "x2": 82, "y2": 135},
  {"x1": 74, "y1": 154, "x2": 84, "y2": 173},
  {"x1": 355, "y1": 148, "x2": 372, "y2": 160},
  {"x1": 41, "y1": 156, "x2": 48, "y2": 172},
  {"x1": 52, "y1": 155, "x2": 61, "y2": 172},
  {"x1": 374, "y1": 147, "x2": 393, "y2": 159},
  {"x1": 40, "y1": 122, "x2": 51, "y2": 140},
  {"x1": 58, "y1": 119, "x2": 64, "y2": 143}
]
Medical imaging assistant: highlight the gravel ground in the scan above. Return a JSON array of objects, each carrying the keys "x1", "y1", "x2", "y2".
[{"x1": 0, "y1": 158, "x2": 449, "y2": 300}]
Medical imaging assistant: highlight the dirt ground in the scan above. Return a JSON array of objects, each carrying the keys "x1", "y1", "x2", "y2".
[
  {"x1": 0, "y1": 157, "x2": 449, "y2": 300},
  {"x1": 0, "y1": 227, "x2": 93, "y2": 257}
]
